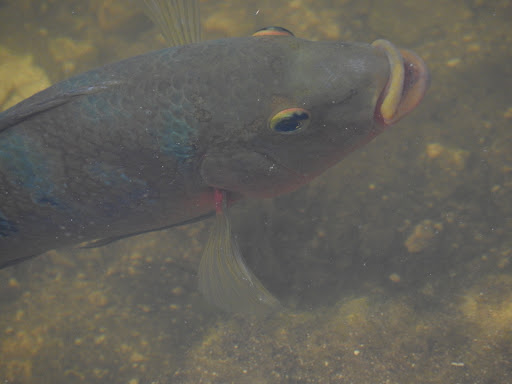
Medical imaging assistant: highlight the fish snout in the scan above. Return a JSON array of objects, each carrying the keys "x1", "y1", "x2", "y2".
[{"x1": 372, "y1": 39, "x2": 430, "y2": 126}]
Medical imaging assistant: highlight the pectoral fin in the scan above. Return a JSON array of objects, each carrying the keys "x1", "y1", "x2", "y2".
[{"x1": 198, "y1": 189, "x2": 280, "y2": 314}]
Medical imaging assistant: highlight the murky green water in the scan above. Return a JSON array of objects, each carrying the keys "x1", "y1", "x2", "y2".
[{"x1": 1, "y1": 0, "x2": 511, "y2": 383}]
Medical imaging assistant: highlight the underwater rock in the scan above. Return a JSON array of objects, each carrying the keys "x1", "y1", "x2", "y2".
[
  {"x1": 48, "y1": 37, "x2": 98, "y2": 75},
  {"x1": 504, "y1": 106, "x2": 512, "y2": 119},
  {"x1": 404, "y1": 219, "x2": 443, "y2": 253},
  {"x1": 203, "y1": 0, "x2": 341, "y2": 40},
  {"x1": 367, "y1": 0, "x2": 473, "y2": 45},
  {"x1": 485, "y1": 133, "x2": 512, "y2": 216},
  {"x1": 87, "y1": 290, "x2": 109, "y2": 307},
  {"x1": 425, "y1": 142, "x2": 469, "y2": 176},
  {"x1": 0, "y1": 328, "x2": 45, "y2": 382},
  {"x1": 96, "y1": 0, "x2": 144, "y2": 33},
  {"x1": 420, "y1": 142, "x2": 470, "y2": 200},
  {"x1": 461, "y1": 272, "x2": 512, "y2": 341},
  {"x1": 0, "y1": 47, "x2": 50, "y2": 111}
]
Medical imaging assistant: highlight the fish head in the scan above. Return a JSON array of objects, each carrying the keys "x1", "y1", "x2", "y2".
[{"x1": 200, "y1": 34, "x2": 429, "y2": 199}]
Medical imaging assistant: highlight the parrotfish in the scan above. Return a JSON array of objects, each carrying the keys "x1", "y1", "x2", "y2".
[{"x1": 0, "y1": 0, "x2": 429, "y2": 313}]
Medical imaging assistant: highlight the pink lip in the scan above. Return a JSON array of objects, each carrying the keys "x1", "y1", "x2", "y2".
[{"x1": 372, "y1": 39, "x2": 430, "y2": 126}]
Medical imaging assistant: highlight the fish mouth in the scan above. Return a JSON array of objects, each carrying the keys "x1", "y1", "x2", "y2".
[{"x1": 372, "y1": 39, "x2": 430, "y2": 126}]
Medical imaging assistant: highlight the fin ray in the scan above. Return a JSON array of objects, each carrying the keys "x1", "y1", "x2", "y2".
[
  {"x1": 198, "y1": 209, "x2": 280, "y2": 314},
  {"x1": 142, "y1": 0, "x2": 201, "y2": 46}
]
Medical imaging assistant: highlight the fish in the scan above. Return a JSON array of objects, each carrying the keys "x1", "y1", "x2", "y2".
[{"x1": 0, "y1": 0, "x2": 429, "y2": 313}]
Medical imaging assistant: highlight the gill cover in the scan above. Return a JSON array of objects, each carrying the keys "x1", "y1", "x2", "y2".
[{"x1": 198, "y1": 26, "x2": 312, "y2": 314}]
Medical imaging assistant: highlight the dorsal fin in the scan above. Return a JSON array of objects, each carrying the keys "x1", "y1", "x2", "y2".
[{"x1": 142, "y1": 0, "x2": 201, "y2": 46}]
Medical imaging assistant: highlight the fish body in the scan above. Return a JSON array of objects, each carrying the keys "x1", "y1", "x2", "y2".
[
  {"x1": 1, "y1": 37, "x2": 389, "y2": 264},
  {"x1": 0, "y1": 1, "x2": 429, "y2": 313}
]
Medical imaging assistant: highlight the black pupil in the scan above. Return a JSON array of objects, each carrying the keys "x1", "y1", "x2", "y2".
[{"x1": 275, "y1": 112, "x2": 308, "y2": 132}]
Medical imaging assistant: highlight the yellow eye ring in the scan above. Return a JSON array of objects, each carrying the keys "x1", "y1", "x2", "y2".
[{"x1": 269, "y1": 108, "x2": 311, "y2": 134}]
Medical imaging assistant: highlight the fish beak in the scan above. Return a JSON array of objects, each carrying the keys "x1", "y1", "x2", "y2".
[{"x1": 372, "y1": 39, "x2": 430, "y2": 126}]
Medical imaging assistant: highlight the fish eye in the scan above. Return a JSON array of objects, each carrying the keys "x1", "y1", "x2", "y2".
[{"x1": 269, "y1": 108, "x2": 311, "y2": 134}]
